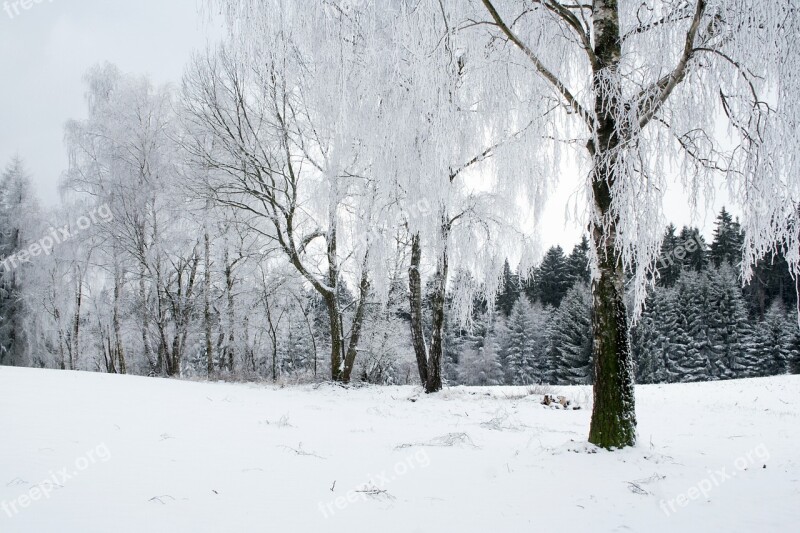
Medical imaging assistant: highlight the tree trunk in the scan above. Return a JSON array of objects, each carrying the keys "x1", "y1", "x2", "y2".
[
  {"x1": 588, "y1": 189, "x2": 637, "y2": 448},
  {"x1": 408, "y1": 233, "x2": 429, "y2": 385},
  {"x1": 342, "y1": 265, "x2": 371, "y2": 382},
  {"x1": 326, "y1": 293, "x2": 345, "y2": 381},
  {"x1": 204, "y1": 230, "x2": 213, "y2": 376},
  {"x1": 113, "y1": 263, "x2": 126, "y2": 375},
  {"x1": 243, "y1": 314, "x2": 254, "y2": 373},
  {"x1": 71, "y1": 269, "x2": 83, "y2": 371},
  {"x1": 54, "y1": 304, "x2": 66, "y2": 370},
  {"x1": 139, "y1": 263, "x2": 152, "y2": 369},
  {"x1": 426, "y1": 217, "x2": 451, "y2": 394},
  {"x1": 265, "y1": 299, "x2": 279, "y2": 382},
  {"x1": 587, "y1": 0, "x2": 637, "y2": 449},
  {"x1": 407, "y1": 218, "x2": 450, "y2": 394},
  {"x1": 224, "y1": 251, "x2": 236, "y2": 374}
]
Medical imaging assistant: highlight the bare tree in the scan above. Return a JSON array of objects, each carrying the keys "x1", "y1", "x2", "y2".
[{"x1": 182, "y1": 41, "x2": 374, "y2": 382}]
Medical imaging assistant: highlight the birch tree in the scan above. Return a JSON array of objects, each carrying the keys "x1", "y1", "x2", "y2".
[
  {"x1": 182, "y1": 25, "x2": 375, "y2": 382},
  {"x1": 352, "y1": 1, "x2": 543, "y2": 393},
  {"x1": 471, "y1": 0, "x2": 800, "y2": 448}
]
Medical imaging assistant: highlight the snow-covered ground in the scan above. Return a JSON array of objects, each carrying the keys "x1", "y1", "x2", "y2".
[{"x1": 0, "y1": 368, "x2": 797, "y2": 532}]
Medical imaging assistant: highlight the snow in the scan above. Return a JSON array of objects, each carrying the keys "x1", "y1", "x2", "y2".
[{"x1": 0, "y1": 368, "x2": 797, "y2": 532}]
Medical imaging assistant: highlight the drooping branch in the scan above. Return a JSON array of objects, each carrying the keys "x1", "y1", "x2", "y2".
[
  {"x1": 541, "y1": 0, "x2": 599, "y2": 70},
  {"x1": 480, "y1": 0, "x2": 592, "y2": 128}
]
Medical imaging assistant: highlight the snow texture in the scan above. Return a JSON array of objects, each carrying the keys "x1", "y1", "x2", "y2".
[{"x1": 0, "y1": 367, "x2": 797, "y2": 532}]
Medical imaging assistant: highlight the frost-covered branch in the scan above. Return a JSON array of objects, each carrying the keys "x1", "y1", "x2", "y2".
[{"x1": 480, "y1": 0, "x2": 592, "y2": 128}]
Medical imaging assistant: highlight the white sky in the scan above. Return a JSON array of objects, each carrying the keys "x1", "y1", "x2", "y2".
[
  {"x1": 0, "y1": 0, "x2": 733, "y2": 251},
  {"x1": 0, "y1": 0, "x2": 224, "y2": 203}
]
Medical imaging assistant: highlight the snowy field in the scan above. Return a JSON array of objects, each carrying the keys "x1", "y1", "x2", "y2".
[{"x1": 0, "y1": 368, "x2": 797, "y2": 532}]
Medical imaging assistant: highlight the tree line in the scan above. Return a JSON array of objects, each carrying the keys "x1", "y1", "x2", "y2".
[{"x1": 445, "y1": 209, "x2": 800, "y2": 388}]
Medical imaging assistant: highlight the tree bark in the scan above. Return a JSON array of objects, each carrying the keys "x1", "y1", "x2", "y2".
[
  {"x1": 224, "y1": 250, "x2": 236, "y2": 374},
  {"x1": 425, "y1": 218, "x2": 450, "y2": 394},
  {"x1": 70, "y1": 267, "x2": 83, "y2": 371},
  {"x1": 139, "y1": 260, "x2": 152, "y2": 370},
  {"x1": 204, "y1": 229, "x2": 213, "y2": 377},
  {"x1": 407, "y1": 217, "x2": 451, "y2": 394},
  {"x1": 325, "y1": 293, "x2": 345, "y2": 381},
  {"x1": 587, "y1": 0, "x2": 637, "y2": 449},
  {"x1": 113, "y1": 262, "x2": 126, "y2": 375},
  {"x1": 342, "y1": 265, "x2": 371, "y2": 382},
  {"x1": 588, "y1": 175, "x2": 637, "y2": 448},
  {"x1": 408, "y1": 233, "x2": 429, "y2": 385}
]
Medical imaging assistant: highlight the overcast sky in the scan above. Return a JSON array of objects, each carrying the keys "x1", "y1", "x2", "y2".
[
  {"x1": 0, "y1": 0, "x2": 731, "y2": 250},
  {"x1": 0, "y1": 0, "x2": 223, "y2": 201}
]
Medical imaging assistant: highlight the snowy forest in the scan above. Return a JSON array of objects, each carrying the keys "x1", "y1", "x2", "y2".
[
  {"x1": 3, "y1": 0, "x2": 800, "y2": 455},
  {"x1": 3, "y1": 153, "x2": 797, "y2": 388}
]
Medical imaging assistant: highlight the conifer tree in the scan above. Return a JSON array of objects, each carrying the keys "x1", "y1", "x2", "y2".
[
  {"x1": 502, "y1": 297, "x2": 535, "y2": 385},
  {"x1": 656, "y1": 225, "x2": 682, "y2": 287},
  {"x1": 549, "y1": 284, "x2": 593, "y2": 385},
  {"x1": 566, "y1": 236, "x2": 591, "y2": 287},
  {"x1": 631, "y1": 288, "x2": 674, "y2": 383},
  {"x1": 749, "y1": 301, "x2": 791, "y2": 376},
  {"x1": 527, "y1": 246, "x2": 571, "y2": 308},
  {"x1": 706, "y1": 264, "x2": 753, "y2": 379},
  {"x1": 499, "y1": 297, "x2": 552, "y2": 385},
  {"x1": 710, "y1": 208, "x2": 744, "y2": 268},
  {"x1": 678, "y1": 226, "x2": 708, "y2": 273},
  {"x1": 673, "y1": 272, "x2": 712, "y2": 382},
  {"x1": 743, "y1": 250, "x2": 796, "y2": 321},
  {"x1": 496, "y1": 260, "x2": 520, "y2": 317},
  {"x1": 787, "y1": 328, "x2": 800, "y2": 375},
  {"x1": 458, "y1": 316, "x2": 504, "y2": 386}
]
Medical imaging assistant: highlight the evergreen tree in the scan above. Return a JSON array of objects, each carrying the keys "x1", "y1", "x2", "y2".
[
  {"x1": 566, "y1": 236, "x2": 591, "y2": 286},
  {"x1": 787, "y1": 323, "x2": 800, "y2": 375},
  {"x1": 442, "y1": 318, "x2": 461, "y2": 384},
  {"x1": 458, "y1": 317, "x2": 504, "y2": 386},
  {"x1": 656, "y1": 225, "x2": 706, "y2": 287},
  {"x1": 672, "y1": 272, "x2": 713, "y2": 382},
  {"x1": 631, "y1": 287, "x2": 675, "y2": 383},
  {"x1": 445, "y1": 285, "x2": 492, "y2": 386},
  {"x1": 527, "y1": 301, "x2": 553, "y2": 383},
  {"x1": 499, "y1": 297, "x2": 552, "y2": 385},
  {"x1": 526, "y1": 246, "x2": 571, "y2": 307},
  {"x1": 652, "y1": 287, "x2": 680, "y2": 383},
  {"x1": 677, "y1": 226, "x2": 708, "y2": 273},
  {"x1": 706, "y1": 264, "x2": 753, "y2": 379},
  {"x1": 502, "y1": 297, "x2": 535, "y2": 385},
  {"x1": 548, "y1": 284, "x2": 593, "y2": 385},
  {"x1": 749, "y1": 301, "x2": 791, "y2": 376},
  {"x1": 710, "y1": 207, "x2": 744, "y2": 268},
  {"x1": 656, "y1": 224, "x2": 682, "y2": 287},
  {"x1": 496, "y1": 260, "x2": 520, "y2": 317},
  {"x1": 743, "y1": 250, "x2": 796, "y2": 320}
]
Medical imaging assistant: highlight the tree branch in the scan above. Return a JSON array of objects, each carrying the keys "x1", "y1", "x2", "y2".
[
  {"x1": 638, "y1": 0, "x2": 707, "y2": 130},
  {"x1": 480, "y1": 0, "x2": 592, "y2": 128}
]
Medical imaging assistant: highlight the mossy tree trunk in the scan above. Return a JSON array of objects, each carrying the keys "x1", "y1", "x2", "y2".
[{"x1": 587, "y1": 0, "x2": 637, "y2": 449}]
